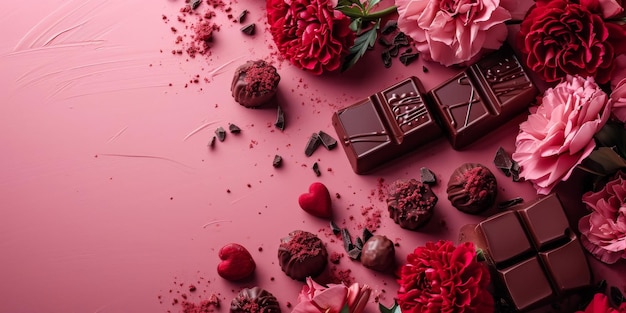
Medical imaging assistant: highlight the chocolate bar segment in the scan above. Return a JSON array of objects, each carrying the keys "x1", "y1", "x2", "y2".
[
  {"x1": 332, "y1": 77, "x2": 440, "y2": 174},
  {"x1": 428, "y1": 46, "x2": 538, "y2": 149},
  {"x1": 473, "y1": 194, "x2": 592, "y2": 311}
]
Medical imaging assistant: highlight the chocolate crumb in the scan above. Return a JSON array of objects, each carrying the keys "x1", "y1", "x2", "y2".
[
  {"x1": 229, "y1": 123, "x2": 241, "y2": 133},
  {"x1": 318, "y1": 131, "x2": 337, "y2": 150},
  {"x1": 272, "y1": 155, "x2": 283, "y2": 168},
  {"x1": 312, "y1": 162, "x2": 321, "y2": 177},
  {"x1": 188, "y1": 285, "x2": 197, "y2": 292},
  {"x1": 381, "y1": 20, "x2": 398, "y2": 35},
  {"x1": 420, "y1": 167, "x2": 437, "y2": 185},
  {"x1": 215, "y1": 127, "x2": 226, "y2": 141},
  {"x1": 241, "y1": 23, "x2": 255, "y2": 36},
  {"x1": 208, "y1": 136, "x2": 216, "y2": 147},
  {"x1": 497, "y1": 197, "x2": 524, "y2": 210},
  {"x1": 275, "y1": 106, "x2": 286, "y2": 130},
  {"x1": 382, "y1": 50, "x2": 392, "y2": 68},
  {"x1": 238, "y1": 10, "x2": 248, "y2": 23},
  {"x1": 422, "y1": 66, "x2": 429, "y2": 73},
  {"x1": 305, "y1": 133, "x2": 321, "y2": 157}
]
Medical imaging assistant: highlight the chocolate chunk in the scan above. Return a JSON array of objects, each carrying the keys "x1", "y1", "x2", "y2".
[
  {"x1": 494, "y1": 146, "x2": 514, "y2": 176},
  {"x1": 387, "y1": 45, "x2": 399, "y2": 57},
  {"x1": 381, "y1": 20, "x2": 398, "y2": 35},
  {"x1": 427, "y1": 45, "x2": 538, "y2": 149},
  {"x1": 191, "y1": 0, "x2": 201, "y2": 10},
  {"x1": 238, "y1": 10, "x2": 248, "y2": 23},
  {"x1": 347, "y1": 247, "x2": 361, "y2": 260},
  {"x1": 382, "y1": 50, "x2": 392, "y2": 68},
  {"x1": 393, "y1": 32, "x2": 409, "y2": 46},
  {"x1": 272, "y1": 155, "x2": 283, "y2": 168},
  {"x1": 497, "y1": 197, "x2": 523, "y2": 210},
  {"x1": 215, "y1": 127, "x2": 226, "y2": 141},
  {"x1": 355, "y1": 237, "x2": 363, "y2": 250},
  {"x1": 422, "y1": 66, "x2": 429, "y2": 73},
  {"x1": 362, "y1": 228, "x2": 373, "y2": 243},
  {"x1": 474, "y1": 194, "x2": 591, "y2": 311},
  {"x1": 241, "y1": 23, "x2": 255, "y2": 36},
  {"x1": 305, "y1": 133, "x2": 321, "y2": 157},
  {"x1": 331, "y1": 77, "x2": 441, "y2": 174},
  {"x1": 330, "y1": 221, "x2": 341, "y2": 235},
  {"x1": 312, "y1": 162, "x2": 321, "y2": 177},
  {"x1": 318, "y1": 131, "x2": 337, "y2": 150},
  {"x1": 229, "y1": 123, "x2": 241, "y2": 134},
  {"x1": 274, "y1": 106, "x2": 285, "y2": 130},
  {"x1": 208, "y1": 136, "x2": 216, "y2": 147},
  {"x1": 341, "y1": 228, "x2": 353, "y2": 252},
  {"x1": 420, "y1": 167, "x2": 436, "y2": 185}
]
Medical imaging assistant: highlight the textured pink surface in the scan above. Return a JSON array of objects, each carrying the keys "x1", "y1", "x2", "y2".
[{"x1": 1, "y1": 0, "x2": 624, "y2": 312}]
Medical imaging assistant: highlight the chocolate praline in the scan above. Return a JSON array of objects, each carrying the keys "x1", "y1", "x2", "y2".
[
  {"x1": 387, "y1": 178, "x2": 437, "y2": 230},
  {"x1": 278, "y1": 230, "x2": 328, "y2": 281},
  {"x1": 360, "y1": 235, "x2": 395, "y2": 272},
  {"x1": 231, "y1": 60, "x2": 280, "y2": 108},
  {"x1": 447, "y1": 163, "x2": 497, "y2": 214},
  {"x1": 230, "y1": 287, "x2": 281, "y2": 313}
]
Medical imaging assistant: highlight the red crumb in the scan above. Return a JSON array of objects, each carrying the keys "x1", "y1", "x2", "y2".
[{"x1": 329, "y1": 252, "x2": 342, "y2": 264}]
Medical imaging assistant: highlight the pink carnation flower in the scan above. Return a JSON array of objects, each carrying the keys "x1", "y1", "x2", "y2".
[
  {"x1": 579, "y1": 171, "x2": 626, "y2": 264},
  {"x1": 611, "y1": 78, "x2": 626, "y2": 123},
  {"x1": 512, "y1": 75, "x2": 611, "y2": 195},
  {"x1": 292, "y1": 277, "x2": 371, "y2": 313},
  {"x1": 395, "y1": 0, "x2": 511, "y2": 66}
]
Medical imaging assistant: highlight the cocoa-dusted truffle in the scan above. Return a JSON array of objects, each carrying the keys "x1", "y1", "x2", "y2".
[
  {"x1": 230, "y1": 287, "x2": 281, "y2": 313},
  {"x1": 447, "y1": 163, "x2": 497, "y2": 214},
  {"x1": 361, "y1": 235, "x2": 395, "y2": 272},
  {"x1": 231, "y1": 60, "x2": 280, "y2": 108},
  {"x1": 387, "y1": 178, "x2": 437, "y2": 230},
  {"x1": 278, "y1": 230, "x2": 328, "y2": 281}
]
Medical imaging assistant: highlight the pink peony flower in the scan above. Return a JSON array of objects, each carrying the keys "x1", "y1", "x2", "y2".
[
  {"x1": 576, "y1": 293, "x2": 626, "y2": 313},
  {"x1": 395, "y1": 0, "x2": 511, "y2": 67},
  {"x1": 579, "y1": 171, "x2": 626, "y2": 264},
  {"x1": 611, "y1": 78, "x2": 626, "y2": 123},
  {"x1": 512, "y1": 75, "x2": 611, "y2": 195},
  {"x1": 397, "y1": 241, "x2": 493, "y2": 313},
  {"x1": 292, "y1": 277, "x2": 371, "y2": 313}
]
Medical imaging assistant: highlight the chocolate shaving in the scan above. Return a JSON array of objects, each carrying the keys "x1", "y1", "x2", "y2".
[
  {"x1": 494, "y1": 147, "x2": 513, "y2": 176},
  {"x1": 312, "y1": 162, "x2": 321, "y2": 177},
  {"x1": 241, "y1": 23, "x2": 255, "y2": 36},
  {"x1": 382, "y1": 50, "x2": 392, "y2": 68},
  {"x1": 272, "y1": 155, "x2": 283, "y2": 168},
  {"x1": 422, "y1": 66, "x2": 429, "y2": 73},
  {"x1": 208, "y1": 136, "x2": 216, "y2": 148},
  {"x1": 362, "y1": 228, "x2": 373, "y2": 243},
  {"x1": 318, "y1": 131, "x2": 337, "y2": 150},
  {"x1": 238, "y1": 10, "x2": 248, "y2": 23},
  {"x1": 330, "y1": 221, "x2": 341, "y2": 235},
  {"x1": 305, "y1": 133, "x2": 321, "y2": 157},
  {"x1": 399, "y1": 52, "x2": 418, "y2": 66},
  {"x1": 355, "y1": 237, "x2": 363, "y2": 250},
  {"x1": 341, "y1": 228, "x2": 353, "y2": 252},
  {"x1": 215, "y1": 127, "x2": 226, "y2": 142},
  {"x1": 387, "y1": 45, "x2": 399, "y2": 57},
  {"x1": 393, "y1": 32, "x2": 409, "y2": 46},
  {"x1": 229, "y1": 123, "x2": 241, "y2": 134},
  {"x1": 274, "y1": 106, "x2": 285, "y2": 130},
  {"x1": 497, "y1": 197, "x2": 523, "y2": 210},
  {"x1": 190, "y1": 0, "x2": 202, "y2": 10},
  {"x1": 347, "y1": 247, "x2": 361, "y2": 260},
  {"x1": 420, "y1": 167, "x2": 436, "y2": 185},
  {"x1": 381, "y1": 20, "x2": 398, "y2": 35}
]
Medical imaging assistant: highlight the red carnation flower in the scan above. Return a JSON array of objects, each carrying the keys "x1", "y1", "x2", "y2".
[
  {"x1": 397, "y1": 241, "x2": 493, "y2": 313},
  {"x1": 266, "y1": 0, "x2": 355, "y2": 75},
  {"x1": 517, "y1": 0, "x2": 626, "y2": 84}
]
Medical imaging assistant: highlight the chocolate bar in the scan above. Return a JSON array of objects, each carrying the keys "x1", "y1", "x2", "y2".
[
  {"x1": 474, "y1": 194, "x2": 591, "y2": 311},
  {"x1": 428, "y1": 45, "x2": 537, "y2": 149},
  {"x1": 331, "y1": 77, "x2": 441, "y2": 174}
]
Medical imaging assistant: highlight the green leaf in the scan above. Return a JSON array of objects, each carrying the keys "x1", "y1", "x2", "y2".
[
  {"x1": 379, "y1": 301, "x2": 401, "y2": 313},
  {"x1": 585, "y1": 147, "x2": 626, "y2": 175},
  {"x1": 349, "y1": 18, "x2": 362, "y2": 33},
  {"x1": 476, "y1": 249, "x2": 486, "y2": 262},
  {"x1": 341, "y1": 20, "x2": 379, "y2": 71},
  {"x1": 336, "y1": 5, "x2": 366, "y2": 19},
  {"x1": 594, "y1": 122, "x2": 626, "y2": 158},
  {"x1": 367, "y1": 0, "x2": 381, "y2": 11}
]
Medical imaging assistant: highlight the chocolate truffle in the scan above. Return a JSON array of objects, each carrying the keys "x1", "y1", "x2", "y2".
[
  {"x1": 447, "y1": 163, "x2": 497, "y2": 214},
  {"x1": 231, "y1": 60, "x2": 280, "y2": 108},
  {"x1": 387, "y1": 178, "x2": 437, "y2": 230},
  {"x1": 360, "y1": 235, "x2": 395, "y2": 272},
  {"x1": 278, "y1": 230, "x2": 328, "y2": 281},
  {"x1": 230, "y1": 287, "x2": 281, "y2": 313}
]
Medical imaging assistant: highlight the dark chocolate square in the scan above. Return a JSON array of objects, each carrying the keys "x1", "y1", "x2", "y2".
[
  {"x1": 539, "y1": 238, "x2": 591, "y2": 295},
  {"x1": 497, "y1": 256, "x2": 554, "y2": 311},
  {"x1": 477, "y1": 210, "x2": 532, "y2": 266},
  {"x1": 517, "y1": 194, "x2": 570, "y2": 250}
]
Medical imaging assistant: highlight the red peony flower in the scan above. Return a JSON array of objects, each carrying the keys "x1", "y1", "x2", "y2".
[
  {"x1": 517, "y1": 0, "x2": 626, "y2": 84},
  {"x1": 397, "y1": 241, "x2": 493, "y2": 313},
  {"x1": 266, "y1": 0, "x2": 355, "y2": 75},
  {"x1": 576, "y1": 293, "x2": 626, "y2": 313}
]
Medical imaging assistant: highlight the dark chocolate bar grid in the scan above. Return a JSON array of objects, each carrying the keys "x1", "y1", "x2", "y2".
[{"x1": 332, "y1": 45, "x2": 538, "y2": 174}]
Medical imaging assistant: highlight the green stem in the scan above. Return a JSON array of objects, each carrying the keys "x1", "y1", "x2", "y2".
[
  {"x1": 605, "y1": 16, "x2": 626, "y2": 24},
  {"x1": 341, "y1": 5, "x2": 397, "y2": 21}
]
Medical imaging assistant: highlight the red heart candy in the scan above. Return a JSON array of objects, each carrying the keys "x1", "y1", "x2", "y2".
[
  {"x1": 298, "y1": 182, "x2": 332, "y2": 219},
  {"x1": 217, "y1": 243, "x2": 255, "y2": 281}
]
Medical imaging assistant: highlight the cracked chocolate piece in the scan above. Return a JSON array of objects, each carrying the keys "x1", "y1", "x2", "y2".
[
  {"x1": 399, "y1": 52, "x2": 418, "y2": 66},
  {"x1": 229, "y1": 123, "x2": 241, "y2": 134},
  {"x1": 241, "y1": 23, "x2": 255, "y2": 36},
  {"x1": 191, "y1": 0, "x2": 201, "y2": 10},
  {"x1": 312, "y1": 162, "x2": 321, "y2": 177},
  {"x1": 341, "y1": 228, "x2": 353, "y2": 252},
  {"x1": 420, "y1": 167, "x2": 436, "y2": 185},
  {"x1": 318, "y1": 131, "x2": 337, "y2": 150},
  {"x1": 362, "y1": 228, "x2": 373, "y2": 243},
  {"x1": 208, "y1": 136, "x2": 216, "y2": 148},
  {"x1": 494, "y1": 147, "x2": 514, "y2": 176},
  {"x1": 304, "y1": 133, "x2": 321, "y2": 157},
  {"x1": 393, "y1": 32, "x2": 409, "y2": 46},
  {"x1": 238, "y1": 10, "x2": 248, "y2": 23},
  {"x1": 347, "y1": 247, "x2": 361, "y2": 260},
  {"x1": 215, "y1": 127, "x2": 227, "y2": 142},
  {"x1": 275, "y1": 106, "x2": 285, "y2": 130},
  {"x1": 272, "y1": 155, "x2": 283, "y2": 168},
  {"x1": 381, "y1": 20, "x2": 398, "y2": 35},
  {"x1": 330, "y1": 221, "x2": 341, "y2": 235}
]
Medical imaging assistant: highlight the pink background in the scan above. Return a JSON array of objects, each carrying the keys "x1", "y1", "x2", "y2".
[{"x1": 1, "y1": 0, "x2": 624, "y2": 312}]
